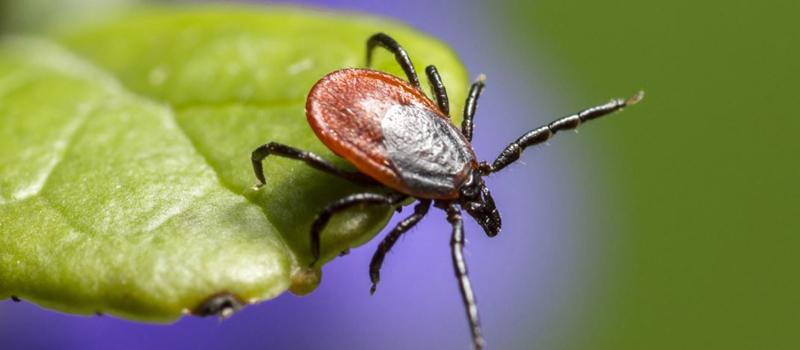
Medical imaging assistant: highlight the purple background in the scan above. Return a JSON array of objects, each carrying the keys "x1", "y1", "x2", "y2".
[{"x1": 1, "y1": 1, "x2": 612, "y2": 349}]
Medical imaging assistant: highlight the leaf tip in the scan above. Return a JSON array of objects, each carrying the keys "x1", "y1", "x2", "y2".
[{"x1": 288, "y1": 266, "x2": 322, "y2": 296}]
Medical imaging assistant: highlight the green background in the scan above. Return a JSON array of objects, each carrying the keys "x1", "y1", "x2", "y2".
[{"x1": 503, "y1": 0, "x2": 799, "y2": 349}]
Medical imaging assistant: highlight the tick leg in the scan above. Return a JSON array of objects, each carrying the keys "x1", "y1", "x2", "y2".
[
  {"x1": 447, "y1": 204, "x2": 485, "y2": 350},
  {"x1": 366, "y1": 33, "x2": 421, "y2": 88},
  {"x1": 309, "y1": 192, "x2": 408, "y2": 266},
  {"x1": 461, "y1": 75, "x2": 486, "y2": 142},
  {"x1": 425, "y1": 65, "x2": 450, "y2": 115},
  {"x1": 369, "y1": 200, "x2": 431, "y2": 295},
  {"x1": 251, "y1": 142, "x2": 376, "y2": 187},
  {"x1": 485, "y1": 91, "x2": 644, "y2": 173}
]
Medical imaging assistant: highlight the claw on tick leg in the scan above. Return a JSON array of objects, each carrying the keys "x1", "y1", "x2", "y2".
[
  {"x1": 191, "y1": 292, "x2": 244, "y2": 319},
  {"x1": 626, "y1": 90, "x2": 645, "y2": 105}
]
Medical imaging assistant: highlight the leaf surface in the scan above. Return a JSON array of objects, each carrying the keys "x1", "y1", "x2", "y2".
[{"x1": 0, "y1": 6, "x2": 467, "y2": 320}]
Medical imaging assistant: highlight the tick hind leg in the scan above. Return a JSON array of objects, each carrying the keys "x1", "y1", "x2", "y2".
[
  {"x1": 368, "y1": 200, "x2": 431, "y2": 294},
  {"x1": 485, "y1": 91, "x2": 644, "y2": 173},
  {"x1": 366, "y1": 32, "x2": 420, "y2": 88},
  {"x1": 251, "y1": 142, "x2": 376, "y2": 187},
  {"x1": 309, "y1": 192, "x2": 408, "y2": 266},
  {"x1": 446, "y1": 204, "x2": 485, "y2": 350}
]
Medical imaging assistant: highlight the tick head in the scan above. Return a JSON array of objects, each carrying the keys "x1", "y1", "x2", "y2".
[{"x1": 459, "y1": 172, "x2": 502, "y2": 237}]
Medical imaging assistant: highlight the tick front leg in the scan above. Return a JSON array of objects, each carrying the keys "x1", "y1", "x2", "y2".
[
  {"x1": 251, "y1": 142, "x2": 376, "y2": 187},
  {"x1": 309, "y1": 192, "x2": 407, "y2": 266},
  {"x1": 461, "y1": 75, "x2": 486, "y2": 142},
  {"x1": 366, "y1": 32, "x2": 420, "y2": 88},
  {"x1": 447, "y1": 204, "x2": 485, "y2": 350},
  {"x1": 486, "y1": 91, "x2": 644, "y2": 173},
  {"x1": 425, "y1": 65, "x2": 449, "y2": 115},
  {"x1": 369, "y1": 200, "x2": 431, "y2": 294}
]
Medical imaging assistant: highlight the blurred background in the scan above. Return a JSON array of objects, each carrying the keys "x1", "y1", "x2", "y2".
[{"x1": 1, "y1": 0, "x2": 797, "y2": 349}]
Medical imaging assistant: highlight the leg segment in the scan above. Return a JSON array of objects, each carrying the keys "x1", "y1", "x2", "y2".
[
  {"x1": 487, "y1": 91, "x2": 644, "y2": 173},
  {"x1": 447, "y1": 204, "x2": 485, "y2": 350},
  {"x1": 425, "y1": 65, "x2": 449, "y2": 115},
  {"x1": 309, "y1": 192, "x2": 407, "y2": 266},
  {"x1": 461, "y1": 75, "x2": 486, "y2": 142},
  {"x1": 366, "y1": 33, "x2": 420, "y2": 88},
  {"x1": 369, "y1": 200, "x2": 431, "y2": 294},
  {"x1": 251, "y1": 142, "x2": 376, "y2": 187}
]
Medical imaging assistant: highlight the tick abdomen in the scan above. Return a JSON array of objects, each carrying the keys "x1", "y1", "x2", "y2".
[{"x1": 382, "y1": 104, "x2": 474, "y2": 198}]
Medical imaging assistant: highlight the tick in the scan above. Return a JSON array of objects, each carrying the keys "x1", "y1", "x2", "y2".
[{"x1": 252, "y1": 32, "x2": 643, "y2": 350}]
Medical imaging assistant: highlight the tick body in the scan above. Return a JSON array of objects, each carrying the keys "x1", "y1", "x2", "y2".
[
  {"x1": 251, "y1": 32, "x2": 643, "y2": 350},
  {"x1": 307, "y1": 68, "x2": 476, "y2": 199}
]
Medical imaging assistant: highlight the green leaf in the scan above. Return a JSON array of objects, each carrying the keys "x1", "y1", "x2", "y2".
[{"x1": 0, "y1": 6, "x2": 468, "y2": 321}]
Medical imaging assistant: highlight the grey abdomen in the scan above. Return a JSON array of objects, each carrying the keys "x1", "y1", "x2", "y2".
[{"x1": 381, "y1": 104, "x2": 475, "y2": 198}]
